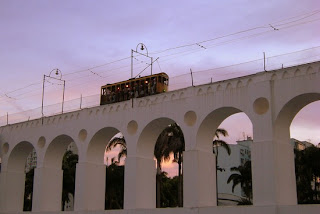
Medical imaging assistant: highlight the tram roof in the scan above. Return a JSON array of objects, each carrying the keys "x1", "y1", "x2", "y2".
[{"x1": 101, "y1": 72, "x2": 168, "y2": 88}]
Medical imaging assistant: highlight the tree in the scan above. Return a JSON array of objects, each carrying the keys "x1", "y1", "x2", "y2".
[
  {"x1": 106, "y1": 125, "x2": 185, "y2": 208},
  {"x1": 105, "y1": 163, "x2": 124, "y2": 209},
  {"x1": 23, "y1": 168, "x2": 35, "y2": 211},
  {"x1": 156, "y1": 123, "x2": 185, "y2": 207},
  {"x1": 159, "y1": 172, "x2": 179, "y2": 207},
  {"x1": 61, "y1": 150, "x2": 79, "y2": 210},
  {"x1": 295, "y1": 146, "x2": 320, "y2": 204},
  {"x1": 227, "y1": 160, "x2": 252, "y2": 204},
  {"x1": 212, "y1": 128, "x2": 230, "y2": 205},
  {"x1": 106, "y1": 135, "x2": 127, "y2": 163}
]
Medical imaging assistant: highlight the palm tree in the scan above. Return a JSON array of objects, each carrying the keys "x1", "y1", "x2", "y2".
[
  {"x1": 106, "y1": 135, "x2": 127, "y2": 164},
  {"x1": 227, "y1": 160, "x2": 252, "y2": 203},
  {"x1": 213, "y1": 128, "x2": 230, "y2": 158},
  {"x1": 62, "y1": 150, "x2": 79, "y2": 210},
  {"x1": 161, "y1": 123, "x2": 185, "y2": 207},
  {"x1": 154, "y1": 129, "x2": 173, "y2": 208},
  {"x1": 295, "y1": 145, "x2": 320, "y2": 203},
  {"x1": 24, "y1": 168, "x2": 35, "y2": 211},
  {"x1": 212, "y1": 128, "x2": 230, "y2": 205},
  {"x1": 105, "y1": 125, "x2": 185, "y2": 208}
]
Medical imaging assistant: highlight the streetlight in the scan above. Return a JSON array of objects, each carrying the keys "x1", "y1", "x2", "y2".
[
  {"x1": 131, "y1": 43, "x2": 153, "y2": 78},
  {"x1": 41, "y1": 69, "x2": 66, "y2": 120}
]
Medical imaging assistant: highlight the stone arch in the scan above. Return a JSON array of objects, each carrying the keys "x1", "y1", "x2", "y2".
[
  {"x1": 137, "y1": 117, "x2": 177, "y2": 158},
  {"x1": 84, "y1": 126, "x2": 125, "y2": 210},
  {"x1": 282, "y1": 71, "x2": 290, "y2": 79},
  {"x1": 87, "y1": 127, "x2": 122, "y2": 164},
  {"x1": 197, "y1": 88, "x2": 203, "y2": 95},
  {"x1": 216, "y1": 84, "x2": 222, "y2": 91},
  {"x1": 5, "y1": 141, "x2": 35, "y2": 212},
  {"x1": 236, "y1": 80, "x2": 243, "y2": 88},
  {"x1": 306, "y1": 66, "x2": 314, "y2": 75},
  {"x1": 271, "y1": 73, "x2": 277, "y2": 81},
  {"x1": 274, "y1": 93, "x2": 320, "y2": 142},
  {"x1": 294, "y1": 69, "x2": 302, "y2": 77},
  {"x1": 162, "y1": 95, "x2": 168, "y2": 102},
  {"x1": 196, "y1": 107, "x2": 252, "y2": 151},
  {"x1": 226, "y1": 83, "x2": 232, "y2": 90},
  {"x1": 38, "y1": 134, "x2": 78, "y2": 212},
  {"x1": 207, "y1": 86, "x2": 213, "y2": 93},
  {"x1": 194, "y1": 107, "x2": 254, "y2": 206},
  {"x1": 7, "y1": 141, "x2": 35, "y2": 171},
  {"x1": 44, "y1": 135, "x2": 77, "y2": 169},
  {"x1": 133, "y1": 117, "x2": 185, "y2": 208},
  {"x1": 179, "y1": 92, "x2": 185, "y2": 99},
  {"x1": 171, "y1": 93, "x2": 176, "y2": 100},
  {"x1": 272, "y1": 93, "x2": 320, "y2": 205}
]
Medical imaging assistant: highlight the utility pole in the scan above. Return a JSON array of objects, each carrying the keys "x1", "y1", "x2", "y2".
[{"x1": 41, "y1": 69, "x2": 66, "y2": 123}]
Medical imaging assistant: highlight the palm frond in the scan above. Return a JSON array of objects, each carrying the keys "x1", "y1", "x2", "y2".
[
  {"x1": 214, "y1": 128, "x2": 229, "y2": 139},
  {"x1": 106, "y1": 136, "x2": 126, "y2": 152}
]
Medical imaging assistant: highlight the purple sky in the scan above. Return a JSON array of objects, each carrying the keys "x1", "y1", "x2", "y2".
[{"x1": 1, "y1": 0, "x2": 320, "y2": 161}]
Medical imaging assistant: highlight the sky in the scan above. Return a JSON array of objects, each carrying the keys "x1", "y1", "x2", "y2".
[{"x1": 1, "y1": 1, "x2": 320, "y2": 174}]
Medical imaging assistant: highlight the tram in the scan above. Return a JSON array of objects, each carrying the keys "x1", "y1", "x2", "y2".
[{"x1": 100, "y1": 72, "x2": 169, "y2": 105}]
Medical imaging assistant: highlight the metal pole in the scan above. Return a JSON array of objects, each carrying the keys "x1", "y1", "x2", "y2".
[
  {"x1": 151, "y1": 57, "x2": 153, "y2": 75},
  {"x1": 131, "y1": 49, "x2": 133, "y2": 78},
  {"x1": 263, "y1": 52, "x2": 267, "y2": 72},
  {"x1": 190, "y1": 69, "x2": 194, "y2": 86},
  {"x1": 80, "y1": 94, "x2": 82, "y2": 109},
  {"x1": 62, "y1": 80, "x2": 65, "y2": 114},
  {"x1": 41, "y1": 75, "x2": 46, "y2": 118},
  {"x1": 6, "y1": 112, "x2": 8, "y2": 125}
]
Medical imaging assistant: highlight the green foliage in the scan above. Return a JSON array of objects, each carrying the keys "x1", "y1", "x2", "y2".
[
  {"x1": 155, "y1": 123, "x2": 185, "y2": 207},
  {"x1": 213, "y1": 128, "x2": 230, "y2": 155},
  {"x1": 159, "y1": 172, "x2": 179, "y2": 207},
  {"x1": 23, "y1": 168, "x2": 34, "y2": 211},
  {"x1": 62, "y1": 150, "x2": 79, "y2": 210},
  {"x1": 227, "y1": 161, "x2": 252, "y2": 202},
  {"x1": 106, "y1": 136, "x2": 127, "y2": 163},
  {"x1": 105, "y1": 163, "x2": 124, "y2": 209},
  {"x1": 295, "y1": 146, "x2": 320, "y2": 204}
]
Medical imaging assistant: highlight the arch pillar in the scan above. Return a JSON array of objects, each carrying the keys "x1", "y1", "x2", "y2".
[
  {"x1": 0, "y1": 170, "x2": 25, "y2": 212},
  {"x1": 183, "y1": 150, "x2": 216, "y2": 207},
  {"x1": 32, "y1": 166, "x2": 63, "y2": 211},
  {"x1": 251, "y1": 116, "x2": 297, "y2": 206},
  {"x1": 124, "y1": 155, "x2": 156, "y2": 209},
  {"x1": 74, "y1": 162, "x2": 106, "y2": 211}
]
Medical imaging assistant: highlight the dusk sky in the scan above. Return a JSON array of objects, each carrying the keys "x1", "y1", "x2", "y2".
[{"x1": 1, "y1": 0, "x2": 320, "y2": 171}]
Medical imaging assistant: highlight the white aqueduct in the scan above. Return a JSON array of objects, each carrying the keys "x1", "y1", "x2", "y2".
[{"x1": 0, "y1": 61, "x2": 320, "y2": 214}]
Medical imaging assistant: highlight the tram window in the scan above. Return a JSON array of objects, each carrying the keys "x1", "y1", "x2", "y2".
[
  {"x1": 163, "y1": 78, "x2": 168, "y2": 85},
  {"x1": 158, "y1": 76, "x2": 162, "y2": 83},
  {"x1": 112, "y1": 86, "x2": 115, "y2": 92}
]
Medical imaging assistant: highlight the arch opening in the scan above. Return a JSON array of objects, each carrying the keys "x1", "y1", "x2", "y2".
[
  {"x1": 197, "y1": 108, "x2": 254, "y2": 206},
  {"x1": 274, "y1": 93, "x2": 320, "y2": 205},
  {"x1": 288, "y1": 99, "x2": 320, "y2": 204},
  {"x1": 87, "y1": 127, "x2": 126, "y2": 210},
  {"x1": 137, "y1": 118, "x2": 185, "y2": 208},
  {"x1": 44, "y1": 135, "x2": 79, "y2": 211},
  {"x1": 104, "y1": 132, "x2": 126, "y2": 210},
  {"x1": 6, "y1": 141, "x2": 35, "y2": 212}
]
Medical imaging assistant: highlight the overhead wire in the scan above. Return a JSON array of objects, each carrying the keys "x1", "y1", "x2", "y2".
[{"x1": 1, "y1": 9, "x2": 319, "y2": 104}]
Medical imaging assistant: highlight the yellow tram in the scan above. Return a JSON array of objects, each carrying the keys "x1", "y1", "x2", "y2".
[{"x1": 100, "y1": 72, "x2": 169, "y2": 105}]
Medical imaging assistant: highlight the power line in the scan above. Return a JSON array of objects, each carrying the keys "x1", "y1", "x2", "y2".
[{"x1": 1, "y1": 9, "x2": 319, "y2": 102}]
